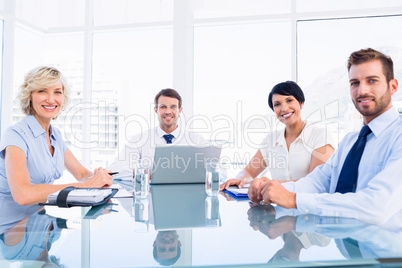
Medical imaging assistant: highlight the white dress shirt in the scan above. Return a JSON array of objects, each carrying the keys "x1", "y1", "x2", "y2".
[
  {"x1": 259, "y1": 122, "x2": 336, "y2": 181},
  {"x1": 283, "y1": 107, "x2": 402, "y2": 225},
  {"x1": 108, "y1": 125, "x2": 206, "y2": 177}
]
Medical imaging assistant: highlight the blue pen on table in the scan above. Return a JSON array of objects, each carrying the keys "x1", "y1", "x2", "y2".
[{"x1": 108, "y1": 172, "x2": 119, "y2": 176}]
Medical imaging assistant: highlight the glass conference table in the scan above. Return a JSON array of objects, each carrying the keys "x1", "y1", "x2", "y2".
[{"x1": 1, "y1": 182, "x2": 401, "y2": 268}]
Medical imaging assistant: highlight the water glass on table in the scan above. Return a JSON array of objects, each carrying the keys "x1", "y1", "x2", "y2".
[{"x1": 133, "y1": 165, "x2": 150, "y2": 199}]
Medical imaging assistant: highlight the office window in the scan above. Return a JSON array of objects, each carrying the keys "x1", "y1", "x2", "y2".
[
  {"x1": 193, "y1": 0, "x2": 291, "y2": 19},
  {"x1": 15, "y1": 0, "x2": 85, "y2": 29},
  {"x1": 92, "y1": 28, "x2": 173, "y2": 167},
  {"x1": 297, "y1": 15, "x2": 402, "y2": 141},
  {"x1": 193, "y1": 21, "x2": 291, "y2": 164},
  {"x1": 12, "y1": 26, "x2": 44, "y2": 124},
  {"x1": 296, "y1": 0, "x2": 402, "y2": 12},
  {"x1": 93, "y1": 0, "x2": 174, "y2": 26}
]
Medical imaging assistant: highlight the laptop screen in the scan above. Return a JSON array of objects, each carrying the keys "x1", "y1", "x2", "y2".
[{"x1": 151, "y1": 145, "x2": 222, "y2": 184}]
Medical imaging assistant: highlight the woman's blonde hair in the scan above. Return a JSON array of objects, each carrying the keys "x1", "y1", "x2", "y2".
[{"x1": 17, "y1": 66, "x2": 71, "y2": 117}]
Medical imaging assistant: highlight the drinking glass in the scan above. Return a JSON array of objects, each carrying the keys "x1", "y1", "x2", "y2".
[{"x1": 133, "y1": 164, "x2": 150, "y2": 199}]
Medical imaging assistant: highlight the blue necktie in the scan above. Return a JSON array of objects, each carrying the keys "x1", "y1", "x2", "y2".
[
  {"x1": 163, "y1": 134, "x2": 174, "y2": 144},
  {"x1": 335, "y1": 125, "x2": 372, "y2": 194},
  {"x1": 342, "y1": 238, "x2": 362, "y2": 258}
]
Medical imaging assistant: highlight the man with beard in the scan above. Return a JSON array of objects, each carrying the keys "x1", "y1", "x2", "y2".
[
  {"x1": 248, "y1": 48, "x2": 402, "y2": 226},
  {"x1": 109, "y1": 88, "x2": 205, "y2": 176}
]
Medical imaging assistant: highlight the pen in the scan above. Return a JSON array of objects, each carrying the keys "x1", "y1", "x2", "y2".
[{"x1": 109, "y1": 172, "x2": 119, "y2": 176}]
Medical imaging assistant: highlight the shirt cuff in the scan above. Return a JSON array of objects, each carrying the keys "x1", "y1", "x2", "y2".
[
  {"x1": 296, "y1": 192, "x2": 317, "y2": 214},
  {"x1": 282, "y1": 181, "x2": 295, "y2": 192}
]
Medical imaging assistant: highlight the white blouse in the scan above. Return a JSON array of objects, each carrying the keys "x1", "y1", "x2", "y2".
[{"x1": 259, "y1": 122, "x2": 335, "y2": 181}]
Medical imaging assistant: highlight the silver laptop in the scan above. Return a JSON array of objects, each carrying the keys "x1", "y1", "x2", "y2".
[{"x1": 150, "y1": 144, "x2": 222, "y2": 184}]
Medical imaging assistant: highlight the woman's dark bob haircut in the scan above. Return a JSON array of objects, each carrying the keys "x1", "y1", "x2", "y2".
[{"x1": 268, "y1": 81, "x2": 305, "y2": 111}]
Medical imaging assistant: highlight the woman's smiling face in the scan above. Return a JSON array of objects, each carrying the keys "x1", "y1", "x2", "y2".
[
  {"x1": 30, "y1": 83, "x2": 64, "y2": 124},
  {"x1": 272, "y1": 94, "x2": 303, "y2": 126}
]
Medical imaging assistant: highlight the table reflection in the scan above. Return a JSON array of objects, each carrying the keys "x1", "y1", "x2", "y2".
[
  {"x1": 1, "y1": 182, "x2": 402, "y2": 267},
  {"x1": 248, "y1": 203, "x2": 402, "y2": 264},
  {"x1": 0, "y1": 207, "x2": 66, "y2": 267},
  {"x1": 247, "y1": 204, "x2": 331, "y2": 263},
  {"x1": 150, "y1": 184, "x2": 221, "y2": 230},
  {"x1": 294, "y1": 213, "x2": 402, "y2": 260},
  {"x1": 153, "y1": 230, "x2": 182, "y2": 266}
]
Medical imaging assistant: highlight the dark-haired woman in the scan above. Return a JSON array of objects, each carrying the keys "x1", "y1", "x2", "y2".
[{"x1": 221, "y1": 81, "x2": 335, "y2": 190}]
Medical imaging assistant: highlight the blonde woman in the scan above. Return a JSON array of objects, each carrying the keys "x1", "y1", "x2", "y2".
[{"x1": 0, "y1": 66, "x2": 112, "y2": 207}]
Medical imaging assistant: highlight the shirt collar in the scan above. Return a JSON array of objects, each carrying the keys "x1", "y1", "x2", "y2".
[
  {"x1": 274, "y1": 127, "x2": 287, "y2": 147},
  {"x1": 25, "y1": 115, "x2": 56, "y2": 140},
  {"x1": 273, "y1": 121, "x2": 308, "y2": 147},
  {"x1": 156, "y1": 125, "x2": 181, "y2": 139},
  {"x1": 366, "y1": 106, "x2": 399, "y2": 138},
  {"x1": 25, "y1": 115, "x2": 46, "y2": 138}
]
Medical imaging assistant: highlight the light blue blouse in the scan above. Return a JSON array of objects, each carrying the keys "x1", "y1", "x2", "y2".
[{"x1": 0, "y1": 115, "x2": 67, "y2": 200}]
